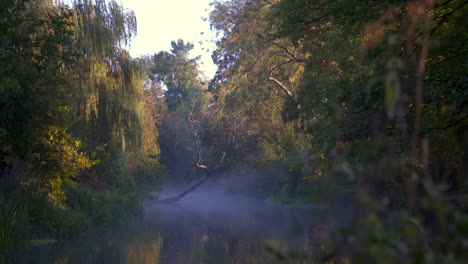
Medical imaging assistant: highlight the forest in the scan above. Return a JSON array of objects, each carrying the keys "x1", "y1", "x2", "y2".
[{"x1": 0, "y1": 0, "x2": 467, "y2": 263}]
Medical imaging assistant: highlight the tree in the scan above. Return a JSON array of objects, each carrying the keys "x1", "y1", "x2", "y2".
[
  {"x1": 148, "y1": 40, "x2": 211, "y2": 186},
  {"x1": 208, "y1": 0, "x2": 311, "y2": 197},
  {"x1": 208, "y1": 0, "x2": 467, "y2": 261},
  {"x1": 0, "y1": 0, "x2": 93, "y2": 190},
  {"x1": 150, "y1": 40, "x2": 202, "y2": 111},
  {"x1": 69, "y1": 0, "x2": 161, "y2": 186}
]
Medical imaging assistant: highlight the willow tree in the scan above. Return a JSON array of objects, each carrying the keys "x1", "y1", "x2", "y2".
[{"x1": 69, "y1": 0, "x2": 160, "y2": 186}]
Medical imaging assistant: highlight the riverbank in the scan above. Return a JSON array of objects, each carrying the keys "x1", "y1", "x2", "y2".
[{"x1": 0, "y1": 179, "x2": 142, "y2": 263}]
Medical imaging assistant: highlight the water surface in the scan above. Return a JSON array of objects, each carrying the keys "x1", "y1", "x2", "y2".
[{"x1": 28, "y1": 190, "x2": 345, "y2": 263}]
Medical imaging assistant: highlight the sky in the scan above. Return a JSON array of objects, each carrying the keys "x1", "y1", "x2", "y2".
[{"x1": 119, "y1": 0, "x2": 218, "y2": 78}]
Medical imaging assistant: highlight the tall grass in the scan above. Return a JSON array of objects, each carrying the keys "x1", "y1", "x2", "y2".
[{"x1": 0, "y1": 193, "x2": 29, "y2": 263}]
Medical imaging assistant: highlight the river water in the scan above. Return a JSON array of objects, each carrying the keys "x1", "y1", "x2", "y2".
[{"x1": 27, "y1": 190, "x2": 348, "y2": 263}]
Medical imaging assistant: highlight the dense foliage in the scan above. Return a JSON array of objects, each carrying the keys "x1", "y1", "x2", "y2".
[
  {"x1": 0, "y1": 0, "x2": 163, "y2": 260},
  {"x1": 205, "y1": 0, "x2": 467, "y2": 262}
]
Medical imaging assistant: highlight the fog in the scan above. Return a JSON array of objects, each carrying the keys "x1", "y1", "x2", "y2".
[
  {"x1": 28, "y1": 180, "x2": 354, "y2": 263},
  {"x1": 138, "y1": 181, "x2": 353, "y2": 263}
]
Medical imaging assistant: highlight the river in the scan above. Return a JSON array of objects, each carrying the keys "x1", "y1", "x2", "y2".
[{"x1": 26, "y1": 189, "x2": 350, "y2": 263}]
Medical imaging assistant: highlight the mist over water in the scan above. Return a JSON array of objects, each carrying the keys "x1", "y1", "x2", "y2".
[
  {"x1": 146, "y1": 189, "x2": 312, "y2": 240},
  {"x1": 27, "y1": 182, "x2": 353, "y2": 263}
]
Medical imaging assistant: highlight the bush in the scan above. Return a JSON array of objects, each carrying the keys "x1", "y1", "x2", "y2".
[
  {"x1": 63, "y1": 182, "x2": 139, "y2": 226},
  {"x1": 326, "y1": 180, "x2": 468, "y2": 264}
]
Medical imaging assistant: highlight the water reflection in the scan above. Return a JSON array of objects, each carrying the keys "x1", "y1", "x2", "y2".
[
  {"x1": 143, "y1": 191, "x2": 316, "y2": 263},
  {"x1": 127, "y1": 237, "x2": 163, "y2": 264},
  {"x1": 28, "y1": 190, "x2": 346, "y2": 263}
]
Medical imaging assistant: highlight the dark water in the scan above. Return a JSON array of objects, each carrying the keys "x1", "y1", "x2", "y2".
[{"x1": 27, "y1": 190, "x2": 346, "y2": 263}]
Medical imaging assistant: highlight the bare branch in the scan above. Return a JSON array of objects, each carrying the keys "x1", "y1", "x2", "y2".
[
  {"x1": 157, "y1": 175, "x2": 209, "y2": 203},
  {"x1": 156, "y1": 105, "x2": 231, "y2": 203},
  {"x1": 268, "y1": 76, "x2": 295, "y2": 99},
  {"x1": 255, "y1": 33, "x2": 305, "y2": 63}
]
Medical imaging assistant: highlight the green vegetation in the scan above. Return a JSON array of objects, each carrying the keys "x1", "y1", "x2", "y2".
[
  {"x1": 204, "y1": 0, "x2": 467, "y2": 262},
  {"x1": 0, "y1": 0, "x2": 163, "y2": 261},
  {"x1": 1, "y1": 0, "x2": 466, "y2": 263}
]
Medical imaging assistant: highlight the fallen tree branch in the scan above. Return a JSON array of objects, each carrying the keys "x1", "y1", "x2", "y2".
[
  {"x1": 156, "y1": 175, "x2": 209, "y2": 203},
  {"x1": 155, "y1": 100, "x2": 231, "y2": 203},
  {"x1": 155, "y1": 152, "x2": 227, "y2": 203}
]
